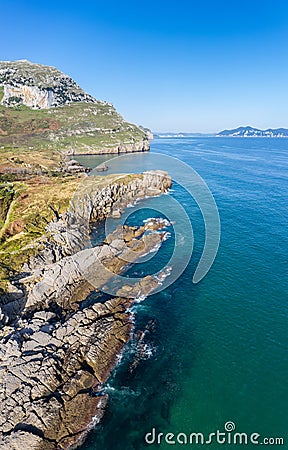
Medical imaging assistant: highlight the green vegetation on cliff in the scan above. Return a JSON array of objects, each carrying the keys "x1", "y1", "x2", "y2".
[
  {"x1": 0, "y1": 175, "x2": 82, "y2": 289},
  {"x1": 0, "y1": 171, "x2": 147, "y2": 290},
  {"x1": 0, "y1": 101, "x2": 148, "y2": 154},
  {"x1": 0, "y1": 60, "x2": 149, "y2": 154},
  {"x1": 0, "y1": 60, "x2": 151, "y2": 290}
]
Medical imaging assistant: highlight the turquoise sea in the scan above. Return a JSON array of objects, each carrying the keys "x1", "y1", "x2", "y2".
[{"x1": 77, "y1": 138, "x2": 288, "y2": 449}]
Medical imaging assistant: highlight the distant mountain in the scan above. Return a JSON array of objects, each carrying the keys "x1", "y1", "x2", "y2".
[{"x1": 217, "y1": 126, "x2": 288, "y2": 137}]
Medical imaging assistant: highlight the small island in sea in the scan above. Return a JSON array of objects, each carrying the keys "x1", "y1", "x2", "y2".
[{"x1": 0, "y1": 60, "x2": 171, "y2": 449}]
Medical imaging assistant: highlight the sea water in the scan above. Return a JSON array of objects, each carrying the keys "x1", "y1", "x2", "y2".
[{"x1": 77, "y1": 137, "x2": 288, "y2": 449}]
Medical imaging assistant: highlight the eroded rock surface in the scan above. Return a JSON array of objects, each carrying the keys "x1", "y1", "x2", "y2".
[
  {"x1": 0, "y1": 294, "x2": 143, "y2": 449},
  {"x1": 0, "y1": 170, "x2": 172, "y2": 449},
  {"x1": 0, "y1": 229, "x2": 165, "y2": 449},
  {"x1": 30, "y1": 170, "x2": 172, "y2": 267}
]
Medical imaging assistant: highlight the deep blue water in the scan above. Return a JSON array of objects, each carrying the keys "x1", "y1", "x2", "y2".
[{"x1": 78, "y1": 138, "x2": 288, "y2": 449}]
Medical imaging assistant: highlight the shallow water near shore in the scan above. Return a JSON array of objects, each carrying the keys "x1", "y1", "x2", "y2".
[{"x1": 78, "y1": 138, "x2": 288, "y2": 449}]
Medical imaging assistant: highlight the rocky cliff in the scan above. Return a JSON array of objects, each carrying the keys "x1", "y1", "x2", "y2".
[
  {"x1": 0, "y1": 170, "x2": 172, "y2": 449},
  {"x1": 0, "y1": 60, "x2": 149, "y2": 154},
  {"x1": 0, "y1": 60, "x2": 101, "y2": 108}
]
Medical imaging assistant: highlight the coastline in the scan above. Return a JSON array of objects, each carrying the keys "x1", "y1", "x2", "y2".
[
  {"x1": 65, "y1": 138, "x2": 150, "y2": 156},
  {"x1": 72, "y1": 146, "x2": 150, "y2": 157},
  {"x1": 0, "y1": 170, "x2": 172, "y2": 449}
]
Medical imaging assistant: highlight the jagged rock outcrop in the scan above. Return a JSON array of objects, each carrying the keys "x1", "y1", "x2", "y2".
[
  {"x1": 28, "y1": 170, "x2": 172, "y2": 269},
  {"x1": 139, "y1": 126, "x2": 154, "y2": 140},
  {"x1": 0, "y1": 235, "x2": 165, "y2": 450},
  {"x1": 0, "y1": 60, "x2": 97, "y2": 109},
  {"x1": 0, "y1": 170, "x2": 172, "y2": 449},
  {"x1": 22, "y1": 219, "x2": 168, "y2": 315}
]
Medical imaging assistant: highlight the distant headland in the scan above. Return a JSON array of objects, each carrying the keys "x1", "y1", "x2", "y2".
[
  {"x1": 154, "y1": 126, "x2": 288, "y2": 138},
  {"x1": 217, "y1": 126, "x2": 288, "y2": 138}
]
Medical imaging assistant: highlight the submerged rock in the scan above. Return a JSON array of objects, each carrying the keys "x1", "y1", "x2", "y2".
[{"x1": 96, "y1": 162, "x2": 108, "y2": 172}]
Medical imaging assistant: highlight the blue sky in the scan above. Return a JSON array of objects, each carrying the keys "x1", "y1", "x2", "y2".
[{"x1": 1, "y1": 0, "x2": 288, "y2": 132}]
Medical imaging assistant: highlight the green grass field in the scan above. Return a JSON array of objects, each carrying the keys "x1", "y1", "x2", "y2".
[{"x1": 0, "y1": 101, "x2": 147, "y2": 154}]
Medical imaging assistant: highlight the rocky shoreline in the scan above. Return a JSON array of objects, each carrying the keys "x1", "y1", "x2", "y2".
[
  {"x1": 0, "y1": 170, "x2": 172, "y2": 449},
  {"x1": 67, "y1": 139, "x2": 150, "y2": 156}
]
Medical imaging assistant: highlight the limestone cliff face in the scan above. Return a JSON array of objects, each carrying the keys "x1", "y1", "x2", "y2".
[
  {"x1": 3, "y1": 84, "x2": 55, "y2": 108},
  {"x1": 139, "y1": 125, "x2": 154, "y2": 140},
  {"x1": 65, "y1": 138, "x2": 150, "y2": 155},
  {"x1": 0, "y1": 60, "x2": 97, "y2": 108}
]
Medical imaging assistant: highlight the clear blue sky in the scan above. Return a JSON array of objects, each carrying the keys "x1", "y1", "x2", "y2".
[{"x1": 1, "y1": 0, "x2": 288, "y2": 132}]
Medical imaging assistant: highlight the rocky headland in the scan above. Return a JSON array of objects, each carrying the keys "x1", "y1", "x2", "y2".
[
  {"x1": 0, "y1": 169, "x2": 172, "y2": 449},
  {"x1": 0, "y1": 60, "x2": 150, "y2": 155}
]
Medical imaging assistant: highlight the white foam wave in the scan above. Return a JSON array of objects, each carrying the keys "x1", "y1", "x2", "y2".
[
  {"x1": 143, "y1": 217, "x2": 171, "y2": 227},
  {"x1": 134, "y1": 293, "x2": 148, "y2": 303},
  {"x1": 103, "y1": 384, "x2": 141, "y2": 398},
  {"x1": 128, "y1": 303, "x2": 147, "y2": 314},
  {"x1": 139, "y1": 343, "x2": 157, "y2": 359},
  {"x1": 162, "y1": 231, "x2": 171, "y2": 241},
  {"x1": 156, "y1": 265, "x2": 172, "y2": 282}
]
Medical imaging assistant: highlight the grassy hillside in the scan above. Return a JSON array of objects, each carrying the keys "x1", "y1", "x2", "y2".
[
  {"x1": 0, "y1": 60, "x2": 150, "y2": 291},
  {"x1": 0, "y1": 101, "x2": 147, "y2": 154},
  {"x1": 0, "y1": 175, "x2": 83, "y2": 289}
]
